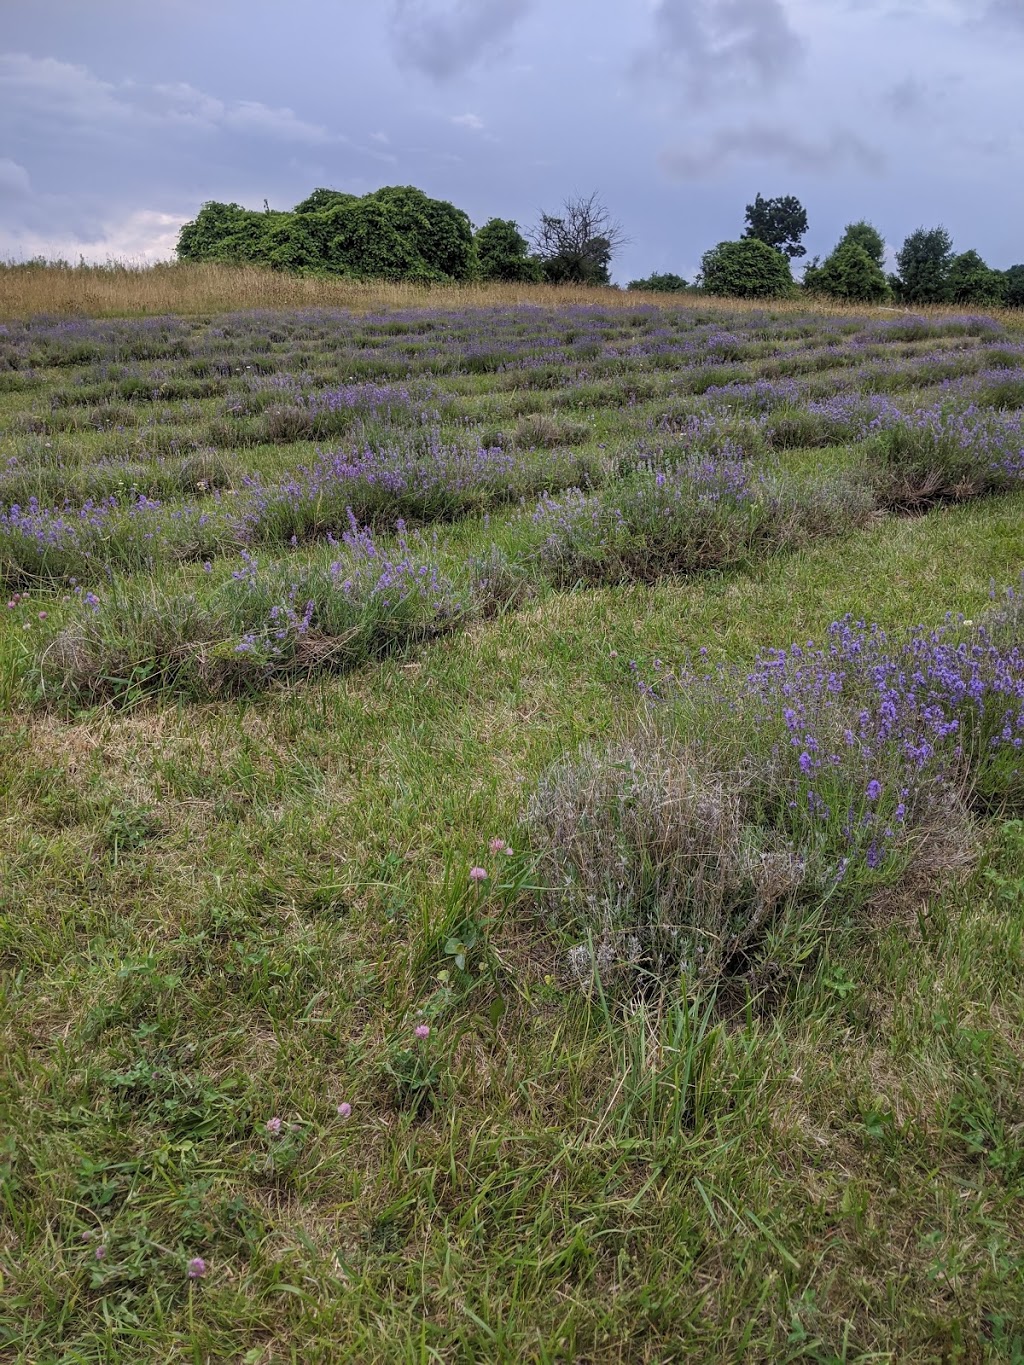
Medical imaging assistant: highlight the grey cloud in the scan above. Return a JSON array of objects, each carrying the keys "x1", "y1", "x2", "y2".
[
  {"x1": 984, "y1": 0, "x2": 1024, "y2": 27},
  {"x1": 660, "y1": 125, "x2": 885, "y2": 178},
  {"x1": 390, "y1": 0, "x2": 531, "y2": 80},
  {"x1": 0, "y1": 158, "x2": 32, "y2": 197},
  {"x1": 882, "y1": 76, "x2": 928, "y2": 115},
  {"x1": 639, "y1": 0, "x2": 803, "y2": 102},
  {"x1": 1, "y1": 55, "x2": 339, "y2": 145}
]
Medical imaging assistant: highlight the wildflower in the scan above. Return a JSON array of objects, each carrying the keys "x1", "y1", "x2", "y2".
[
  {"x1": 469, "y1": 866, "x2": 488, "y2": 883},
  {"x1": 866, "y1": 779, "x2": 882, "y2": 801},
  {"x1": 38, "y1": 611, "x2": 47, "y2": 620},
  {"x1": 337, "y1": 1101, "x2": 352, "y2": 1119},
  {"x1": 187, "y1": 1257, "x2": 207, "y2": 1279},
  {"x1": 265, "y1": 1116, "x2": 283, "y2": 1136},
  {"x1": 488, "y1": 838, "x2": 506, "y2": 854},
  {"x1": 95, "y1": 1246, "x2": 106, "y2": 1261},
  {"x1": 414, "y1": 1024, "x2": 430, "y2": 1040}
]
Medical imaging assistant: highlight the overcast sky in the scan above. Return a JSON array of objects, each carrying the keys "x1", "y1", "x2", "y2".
[{"x1": 1, "y1": 0, "x2": 1022, "y2": 282}]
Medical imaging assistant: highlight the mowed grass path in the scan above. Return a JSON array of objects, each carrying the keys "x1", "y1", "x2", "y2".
[{"x1": 2, "y1": 302, "x2": 1024, "y2": 1361}]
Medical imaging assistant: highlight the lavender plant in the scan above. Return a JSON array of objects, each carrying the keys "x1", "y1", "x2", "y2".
[{"x1": 530, "y1": 596, "x2": 1024, "y2": 995}]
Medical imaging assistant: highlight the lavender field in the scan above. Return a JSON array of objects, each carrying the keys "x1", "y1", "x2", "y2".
[{"x1": 3, "y1": 300, "x2": 1024, "y2": 1360}]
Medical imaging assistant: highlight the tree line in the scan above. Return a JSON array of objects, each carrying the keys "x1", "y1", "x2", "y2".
[
  {"x1": 176, "y1": 186, "x2": 621, "y2": 287},
  {"x1": 176, "y1": 186, "x2": 1024, "y2": 307}
]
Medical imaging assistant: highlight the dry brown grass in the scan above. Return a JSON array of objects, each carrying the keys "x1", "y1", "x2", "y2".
[{"x1": 3, "y1": 258, "x2": 1023, "y2": 325}]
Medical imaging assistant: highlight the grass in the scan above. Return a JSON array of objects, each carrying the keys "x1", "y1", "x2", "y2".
[
  {"x1": 2, "y1": 295, "x2": 1024, "y2": 1361},
  {"x1": 3, "y1": 257, "x2": 1024, "y2": 327}
]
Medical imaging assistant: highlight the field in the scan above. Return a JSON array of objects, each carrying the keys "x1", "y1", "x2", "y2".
[{"x1": 2, "y1": 290, "x2": 1024, "y2": 1361}]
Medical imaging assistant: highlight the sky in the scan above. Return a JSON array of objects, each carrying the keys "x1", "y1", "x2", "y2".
[{"x1": 1, "y1": 0, "x2": 1023, "y2": 283}]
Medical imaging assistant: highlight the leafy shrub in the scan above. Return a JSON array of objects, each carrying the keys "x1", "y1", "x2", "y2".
[
  {"x1": 627, "y1": 273, "x2": 689, "y2": 293},
  {"x1": 474, "y1": 219, "x2": 543, "y2": 283},
  {"x1": 698, "y1": 240, "x2": 794, "y2": 300},
  {"x1": 803, "y1": 242, "x2": 890, "y2": 303}
]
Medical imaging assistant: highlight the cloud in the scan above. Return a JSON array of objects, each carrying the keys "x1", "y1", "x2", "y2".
[
  {"x1": 450, "y1": 112, "x2": 484, "y2": 130},
  {"x1": 1, "y1": 54, "x2": 339, "y2": 145},
  {"x1": 390, "y1": 0, "x2": 531, "y2": 79},
  {"x1": 2, "y1": 208, "x2": 183, "y2": 264},
  {"x1": 638, "y1": 0, "x2": 804, "y2": 102},
  {"x1": 660, "y1": 124, "x2": 885, "y2": 177},
  {"x1": 882, "y1": 76, "x2": 928, "y2": 115},
  {"x1": 0, "y1": 158, "x2": 32, "y2": 198}
]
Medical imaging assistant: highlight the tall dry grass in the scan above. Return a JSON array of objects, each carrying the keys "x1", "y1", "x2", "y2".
[{"x1": 1, "y1": 258, "x2": 1022, "y2": 325}]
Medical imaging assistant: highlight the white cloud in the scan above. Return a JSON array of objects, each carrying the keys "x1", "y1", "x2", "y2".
[
  {"x1": 2, "y1": 208, "x2": 183, "y2": 264},
  {"x1": 450, "y1": 112, "x2": 484, "y2": 129}
]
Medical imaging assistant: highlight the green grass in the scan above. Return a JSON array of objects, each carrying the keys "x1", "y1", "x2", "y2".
[{"x1": 3, "y1": 305, "x2": 1024, "y2": 1361}]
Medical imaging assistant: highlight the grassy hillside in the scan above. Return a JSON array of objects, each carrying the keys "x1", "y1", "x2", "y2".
[{"x1": 2, "y1": 300, "x2": 1023, "y2": 1361}]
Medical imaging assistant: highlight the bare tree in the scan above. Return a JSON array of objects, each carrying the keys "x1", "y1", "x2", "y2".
[{"x1": 531, "y1": 192, "x2": 628, "y2": 284}]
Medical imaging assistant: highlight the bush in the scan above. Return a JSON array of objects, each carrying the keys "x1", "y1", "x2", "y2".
[
  {"x1": 37, "y1": 519, "x2": 467, "y2": 705},
  {"x1": 864, "y1": 405, "x2": 1024, "y2": 508},
  {"x1": 475, "y1": 219, "x2": 543, "y2": 283},
  {"x1": 627, "y1": 273, "x2": 689, "y2": 293},
  {"x1": 528, "y1": 597, "x2": 1024, "y2": 996},
  {"x1": 947, "y1": 250, "x2": 1005, "y2": 306},
  {"x1": 698, "y1": 240, "x2": 794, "y2": 300},
  {"x1": 528, "y1": 457, "x2": 874, "y2": 586},
  {"x1": 804, "y1": 241, "x2": 890, "y2": 303}
]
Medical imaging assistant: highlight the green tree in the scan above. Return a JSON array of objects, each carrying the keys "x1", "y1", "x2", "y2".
[
  {"x1": 947, "y1": 249, "x2": 1005, "y2": 305},
  {"x1": 838, "y1": 221, "x2": 886, "y2": 268},
  {"x1": 698, "y1": 238, "x2": 794, "y2": 299},
  {"x1": 805, "y1": 240, "x2": 890, "y2": 302},
  {"x1": 176, "y1": 202, "x2": 281, "y2": 263},
  {"x1": 293, "y1": 188, "x2": 358, "y2": 216},
  {"x1": 532, "y1": 193, "x2": 626, "y2": 285},
  {"x1": 175, "y1": 185, "x2": 475, "y2": 282},
  {"x1": 894, "y1": 226, "x2": 954, "y2": 304},
  {"x1": 474, "y1": 218, "x2": 542, "y2": 282},
  {"x1": 627, "y1": 272, "x2": 689, "y2": 293},
  {"x1": 1003, "y1": 264, "x2": 1024, "y2": 308},
  {"x1": 743, "y1": 193, "x2": 809, "y2": 259},
  {"x1": 370, "y1": 185, "x2": 474, "y2": 281}
]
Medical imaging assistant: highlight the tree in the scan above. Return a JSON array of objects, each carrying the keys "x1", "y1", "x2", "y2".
[
  {"x1": 1003, "y1": 264, "x2": 1024, "y2": 308},
  {"x1": 804, "y1": 240, "x2": 890, "y2": 303},
  {"x1": 743, "y1": 193, "x2": 808, "y2": 260},
  {"x1": 176, "y1": 202, "x2": 283, "y2": 262},
  {"x1": 474, "y1": 218, "x2": 543, "y2": 282},
  {"x1": 293, "y1": 188, "x2": 358, "y2": 216},
  {"x1": 947, "y1": 249, "x2": 1005, "y2": 305},
  {"x1": 627, "y1": 272, "x2": 689, "y2": 293},
  {"x1": 698, "y1": 239, "x2": 794, "y2": 298},
  {"x1": 838, "y1": 221, "x2": 885, "y2": 268},
  {"x1": 175, "y1": 185, "x2": 475, "y2": 282},
  {"x1": 894, "y1": 226, "x2": 954, "y2": 304},
  {"x1": 531, "y1": 193, "x2": 627, "y2": 285}
]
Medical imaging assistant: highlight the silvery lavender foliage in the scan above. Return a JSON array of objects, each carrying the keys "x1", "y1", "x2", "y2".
[
  {"x1": 40, "y1": 511, "x2": 465, "y2": 702},
  {"x1": 0, "y1": 492, "x2": 223, "y2": 583},
  {"x1": 532, "y1": 597, "x2": 1024, "y2": 995},
  {"x1": 528, "y1": 454, "x2": 872, "y2": 584}
]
